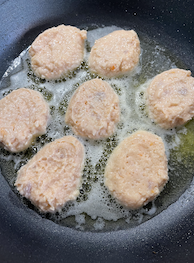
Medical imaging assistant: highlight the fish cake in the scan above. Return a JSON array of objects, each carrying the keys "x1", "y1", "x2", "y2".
[
  {"x1": 146, "y1": 68, "x2": 194, "y2": 129},
  {"x1": 104, "y1": 131, "x2": 168, "y2": 210},
  {"x1": 0, "y1": 88, "x2": 50, "y2": 152},
  {"x1": 65, "y1": 78, "x2": 120, "y2": 139},
  {"x1": 88, "y1": 30, "x2": 140, "y2": 78},
  {"x1": 15, "y1": 136, "x2": 85, "y2": 213},
  {"x1": 29, "y1": 25, "x2": 87, "y2": 80}
]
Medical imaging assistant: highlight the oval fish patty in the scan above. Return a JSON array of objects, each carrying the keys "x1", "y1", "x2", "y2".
[
  {"x1": 88, "y1": 30, "x2": 140, "y2": 78},
  {"x1": 65, "y1": 78, "x2": 120, "y2": 139},
  {"x1": 0, "y1": 88, "x2": 50, "y2": 152},
  {"x1": 29, "y1": 25, "x2": 87, "y2": 80},
  {"x1": 15, "y1": 136, "x2": 85, "y2": 213},
  {"x1": 104, "y1": 131, "x2": 168, "y2": 210},
  {"x1": 146, "y1": 68, "x2": 194, "y2": 129}
]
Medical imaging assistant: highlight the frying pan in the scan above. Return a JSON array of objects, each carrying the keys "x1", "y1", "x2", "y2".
[{"x1": 0, "y1": 0, "x2": 194, "y2": 262}]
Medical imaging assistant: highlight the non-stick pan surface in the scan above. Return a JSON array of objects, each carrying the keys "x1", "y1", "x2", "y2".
[{"x1": 1, "y1": 0, "x2": 194, "y2": 262}]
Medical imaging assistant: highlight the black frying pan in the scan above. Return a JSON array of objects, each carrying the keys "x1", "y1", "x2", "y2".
[{"x1": 1, "y1": 0, "x2": 194, "y2": 262}]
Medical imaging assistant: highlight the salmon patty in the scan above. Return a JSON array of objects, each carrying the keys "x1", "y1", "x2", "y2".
[
  {"x1": 15, "y1": 136, "x2": 85, "y2": 212},
  {"x1": 88, "y1": 30, "x2": 140, "y2": 78},
  {"x1": 104, "y1": 131, "x2": 168, "y2": 210},
  {"x1": 146, "y1": 68, "x2": 194, "y2": 129},
  {"x1": 29, "y1": 25, "x2": 87, "y2": 80},
  {"x1": 0, "y1": 88, "x2": 50, "y2": 152},
  {"x1": 65, "y1": 78, "x2": 120, "y2": 139}
]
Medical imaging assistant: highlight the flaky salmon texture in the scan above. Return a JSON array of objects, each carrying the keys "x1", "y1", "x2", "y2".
[
  {"x1": 29, "y1": 25, "x2": 87, "y2": 80},
  {"x1": 146, "y1": 68, "x2": 194, "y2": 129},
  {"x1": 0, "y1": 88, "x2": 50, "y2": 153},
  {"x1": 104, "y1": 131, "x2": 168, "y2": 210},
  {"x1": 15, "y1": 136, "x2": 85, "y2": 213},
  {"x1": 89, "y1": 29, "x2": 140, "y2": 77},
  {"x1": 65, "y1": 78, "x2": 120, "y2": 139}
]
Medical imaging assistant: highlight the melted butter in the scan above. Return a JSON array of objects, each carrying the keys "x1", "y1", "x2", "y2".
[
  {"x1": 0, "y1": 26, "x2": 192, "y2": 232},
  {"x1": 175, "y1": 120, "x2": 194, "y2": 157}
]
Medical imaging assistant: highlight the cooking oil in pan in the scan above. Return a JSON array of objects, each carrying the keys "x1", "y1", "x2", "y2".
[{"x1": 0, "y1": 26, "x2": 193, "y2": 232}]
